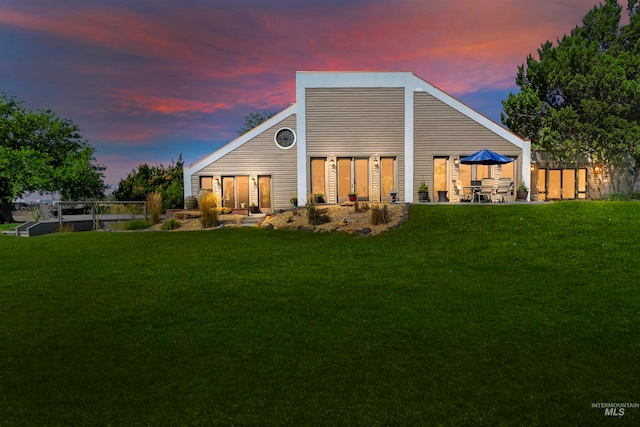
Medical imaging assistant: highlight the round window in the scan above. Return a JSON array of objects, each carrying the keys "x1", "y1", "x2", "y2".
[{"x1": 274, "y1": 128, "x2": 296, "y2": 149}]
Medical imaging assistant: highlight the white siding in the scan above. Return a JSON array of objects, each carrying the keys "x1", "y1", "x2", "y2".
[
  {"x1": 306, "y1": 87, "x2": 405, "y2": 201},
  {"x1": 414, "y1": 92, "x2": 523, "y2": 201},
  {"x1": 192, "y1": 115, "x2": 297, "y2": 210}
]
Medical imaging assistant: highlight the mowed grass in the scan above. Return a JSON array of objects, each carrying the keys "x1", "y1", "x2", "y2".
[{"x1": 1, "y1": 202, "x2": 639, "y2": 425}]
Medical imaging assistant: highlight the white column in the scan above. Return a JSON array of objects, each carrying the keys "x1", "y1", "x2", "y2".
[
  {"x1": 404, "y1": 86, "x2": 414, "y2": 202},
  {"x1": 522, "y1": 140, "x2": 532, "y2": 201},
  {"x1": 296, "y1": 74, "x2": 307, "y2": 206}
]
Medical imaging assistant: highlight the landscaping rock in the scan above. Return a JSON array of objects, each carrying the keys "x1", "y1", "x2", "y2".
[{"x1": 355, "y1": 227, "x2": 372, "y2": 236}]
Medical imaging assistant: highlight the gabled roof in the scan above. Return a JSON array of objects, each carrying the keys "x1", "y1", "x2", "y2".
[
  {"x1": 295, "y1": 71, "x2": 528, "y2": 148},
  {"x1": 186, "y1": 103, "x2": 297, "y2": 172},
  {"x1": 409, "y1": 73, "x2": 528, "y2": 148},
  {"x1": 187, "y1": 71, "x2": 528, "y2": 173}
]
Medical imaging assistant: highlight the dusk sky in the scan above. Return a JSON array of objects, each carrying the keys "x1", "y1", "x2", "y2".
[{"x1": 1, "y1": 0, "x2": 604, "y2": 190}]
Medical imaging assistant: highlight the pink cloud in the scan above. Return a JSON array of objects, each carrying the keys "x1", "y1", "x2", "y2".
[
  {"x1": 102, "y1": 89, "x2": 230, "y2": 116},
  {"x1": 1, "y1": 0, "x2": 608, "y2": 184}
]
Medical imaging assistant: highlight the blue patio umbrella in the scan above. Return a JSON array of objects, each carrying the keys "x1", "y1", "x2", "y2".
[{"x1": 460, "y1": 149, "x2": 514, "y2": 165}]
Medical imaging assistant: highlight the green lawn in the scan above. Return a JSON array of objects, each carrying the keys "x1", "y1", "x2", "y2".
[{"x1": 1, "y1": 202, "x2": 639, "y2": 425}]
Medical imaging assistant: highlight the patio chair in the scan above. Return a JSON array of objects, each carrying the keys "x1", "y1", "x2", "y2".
[
  {"x1": 495, "y1": 178, "x2": 514, "y2": 202},
  {"x1": 477, "y1": 178, "x2": 497, "y2": 203},
  {"x1": 451, "y1": 179, "x2": 473, "y2": 202}
]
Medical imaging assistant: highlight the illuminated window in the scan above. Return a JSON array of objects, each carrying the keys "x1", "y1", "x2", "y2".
[{"x1": 200, "y1": 176, "x2": 213, "y2": 191}]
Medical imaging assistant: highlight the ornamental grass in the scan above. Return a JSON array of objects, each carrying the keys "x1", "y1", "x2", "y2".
[
  {"x1": 146, "y1": 192, "x2": 163, "y2": 225},
  {"x1": 199, "y1": 191, "x2": 218, "y2": 228}
]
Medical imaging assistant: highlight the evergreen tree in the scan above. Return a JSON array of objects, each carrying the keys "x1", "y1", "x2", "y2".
[{"x1": 502, "y1": 0, "x2": 640, "y2": 193}]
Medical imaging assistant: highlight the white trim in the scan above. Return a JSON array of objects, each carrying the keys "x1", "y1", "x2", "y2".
[
  {"x1": 404, "y1": 82, "x2": 414, "y2": 202},
  {"x1": 296, "y1": 73, "x2": 307, "y2": 206},
  {"x1": 522, "y1": 140, "x2": 532, "y2": 200},
  {"x1": 183, "y1": 104, "x2": 297, "y2": 198},
  {"x1": 295, "y1": 72, "x2": 528, "y2": 204},
  {"x1": 187, "y1": 72, "x2": 529, "y2": 205}
]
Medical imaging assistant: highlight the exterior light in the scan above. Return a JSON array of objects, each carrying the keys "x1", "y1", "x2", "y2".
[
  {"x1": 330, "y1": 159, "x2": 335, "y2": 168},
  {"x1": 214, "y1": 178, "x2": 220, "y2": 185},
  {"x1": 594, "y1": 166, "x2": 601, "y2": 173},
  {"x1": 251, "y1": 177, "x2": 256, "y2": 186},
  {"x1": 454, "y1": 158, "x2": 459, "y2": 166},
  {"x1": 374, "y1": 158, "x2": 379, "y2": 168},
  {"x1": 530, "y1": 164, "x2": 535, "y2": 172}
]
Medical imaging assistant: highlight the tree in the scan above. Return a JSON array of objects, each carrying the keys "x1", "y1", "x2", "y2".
[
  {"x1": 113, "y1": 154, "x2": 184, "y2": 209},
  {"x1": 237, "y1": 111, "x2": 276, "y2": 135},
  {"x1": 502, "y1": 0, "x2": 640, "y2": 193},
  {"x1": 0, "y1": 93, "x2": 106, "y2": 223}
]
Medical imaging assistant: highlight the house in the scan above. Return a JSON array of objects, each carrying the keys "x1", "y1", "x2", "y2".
[
  {"x1": 183, "y1": 71, "x2": 531, "y2": 211},
  {"x1": 530, "y1": 151, "x2": 636, "y2": 200}
]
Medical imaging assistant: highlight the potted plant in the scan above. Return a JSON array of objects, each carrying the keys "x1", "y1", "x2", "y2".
[
  {"x1": 314, "y1": 193, "x2": 325, "y2": 203},
  {"x1": 517, "y1": 182, "x2": 528, "y2": 201},
  {"x1": 249, "y1": 203, "x2": 260, "y2": 213},
  {"x1": 290, "y1": 193, "x2": 298, "y2": 209},
  {"x1": 418, "y1": 181, "x2": 430, "y2": 202},
  {"x1": 348, "y1": 191, "x2": 357, "y2": 202}
]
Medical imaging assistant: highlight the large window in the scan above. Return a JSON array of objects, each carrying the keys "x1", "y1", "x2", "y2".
[
  {"x1": 236, "y1": 176, "x2": 249, "y2": 207},
  {"x1": 337, "y1": 158, "x2": 351, "y2": 202},
  {"x1": 457, "y1": 158, "x2": 501, "y2": 185},
  {"x1": 434, "y1": 158, "x2": 448, "y2": 193},
  {"x1": 200, "y1": 176, "x2": 213, "y2": 191},
  {"x1": 337, "y1": 158, "x2": 369, "y2": 202},
  {"x1": 501, "y1": 160, "x2": 515, "y2": 180},
  {"x1": 459, "y1": 164, "x2": 472, "y2": 187},
  {"x1": 562, "y1": 170, "x2": 575, "y2": 199},
  {"x1": 355, "y1": 159, "x2": 369, "y2": 199},
  {"x1": 259, "y1": 176, "x2": 271, "y2": 209},
  {"x1": 538, "y1": 169, "x2": 547, "y2": 200},
  {"x1": 541, "y1": 169, "x2": 587, "y2": 200},
  {"x1": 578, "y1": 169, "x2": 587, "y2": 199},
  {"x1": 380, "y1": 157, "x2": 395, "y2": 201},
  {"x1": 476, "y1": 164, "x2": 491, "y2": 179},
  {"x1": 222, "y1": 176, "x2": 250, "y2": 208},
  {"x1": 548, "y1": 170, "x2": 561, "y2": 199},
  {"x1": 222, "y1": 177, "x2": 235, "y2": 208},
  {"x1": 311, "y1": 159, "x2": 326, "y2": 198}
]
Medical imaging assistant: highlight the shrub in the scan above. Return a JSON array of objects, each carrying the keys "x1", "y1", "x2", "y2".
[
  {"x1": 605, "y1": 193, "x2": 629, "y2": 201},
  {"x1": 161, "y1": 218, "x2": 181, "y2": 231},
  {"x1": 371, "y1": 204, "x2": 390, "y2": 225},
  {"x1": 199, "y1": 191, "x2": 218, "y2": 228},
  {"x1": 305, "y1": 197, "x2": 331, "y2": 225},
  {"x1": 112, "y1": 219, "x2": 151, "y2": 230},
  {"x1": 354, "y1": 201, "x2": 369, "y2": 213},
  {"x1": 161, "y1": 180, "x2": 184, "y2": 210},
  {"x1": 146, "y1": 192, "x2": 163, "y2": 225}
]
